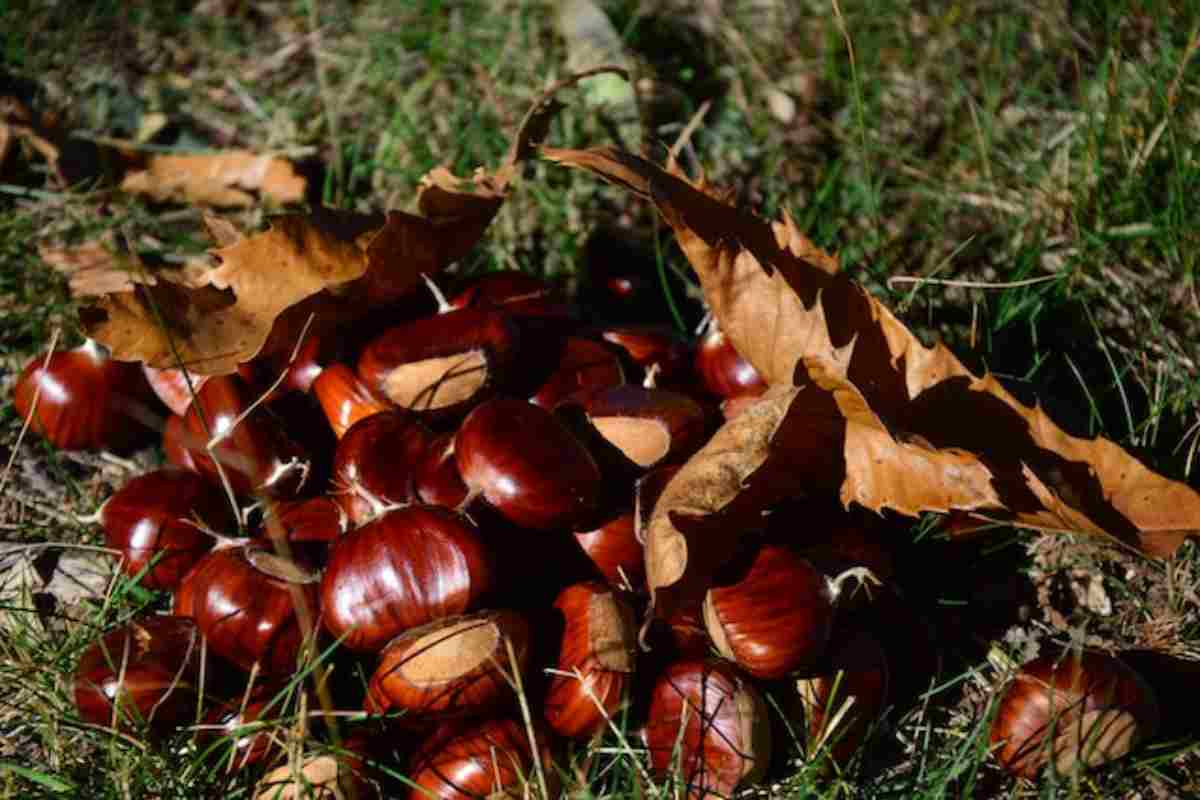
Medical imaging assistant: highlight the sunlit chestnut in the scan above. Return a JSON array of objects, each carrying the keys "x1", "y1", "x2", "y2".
[
  {"x1": 179, "y1": 375, "x2": 310, "y2": 498},
  {"x1": 175, "y1": 544, "x2": 320, "y2": 674},
  {"x1": 795, "y1": 629, "x2": 889, "y2": 764},
  {"x1": 357, "y1": 307, "x2": 519, "y2": 419},
  {"x1": 365, "y1": 610, "x2": 530, "y2": 721},
  {"x1": 990, "y1": 648, "x2": 1159, "y2": 779},
  {"x1": 411, "y1": 433, "x2": 469, "y2": 509},
  {"x1": 644, "y1": 659, "x2": 772, "y2": 799},
  {"x1": 573, "y1": 511, "x2": 645, "y2": 593},
  {"x1": 694, "y1": 323, "x2": 767, "y2": 400},
  {"x1": 456, "y1": 398, "x2": 602, "y2": 531},
  {"x1": 312, "y1": 363, "x2": 392, "y2": 438},
  {"x1": 321, "y1": 505, "x2": 493, "y2": 653},
  {"x1": 528, "y1": 336, "x2": 625, "y2": 409},
  {"x1": 331, "y1": 410, "x2": 432, "y2": 525},
  {"x1": 544, "y1": 582, "x2": 637, "y2": 739},
  {"x1": 143, "y1": 364, "x2": 209, "y2": 417},
  {"x1": 703, "y1": 545, "x2": 834, "y2": 679},
  {"x1": 13, "y1": 340, "x2": 156, "y2": 451},
  {"x1": 98, "y1": 468, "x2": 234, "y2": 591},
  {"x1": 406, "y1": 717, "x2": 556, "y2": 800},
  {"x1": 74, "y1": 615, "x2": 210, "y2": 735},
  {"x1": 565, "y1": 384, "x2": 709, "y2": 471}
]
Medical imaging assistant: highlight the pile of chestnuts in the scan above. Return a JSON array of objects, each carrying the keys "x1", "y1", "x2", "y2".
[{"x1": 14, "y1": 270, "x2": 1161, "y2": 797}]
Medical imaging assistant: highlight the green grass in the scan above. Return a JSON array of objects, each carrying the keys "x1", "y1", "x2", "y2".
[{"x1": 2, "y1": 0, "x2": 1200, "y2": 797}]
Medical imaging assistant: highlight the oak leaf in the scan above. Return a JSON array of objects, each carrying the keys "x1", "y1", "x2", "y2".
[
  {"x1": 118, "y1": 149, "x2": 307, "y2": 207},
  {"x1": 549, "y1": 147, "x2": 1200, "y2": 558}
]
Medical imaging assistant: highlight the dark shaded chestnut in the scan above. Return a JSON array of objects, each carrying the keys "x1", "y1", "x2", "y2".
[
  {"x1": 528, "y1": 336, "x2": 625, "y2": 410},
  {"x1": 565, "y1": 384, "x2": 709, "y2": 470},
  {"x1": 143, "y1": 364, "x2": 209, "y2": 417},
  {"x1": 644, "y1": 659, "x2": 772, "y2": 799},
  {"x1": 406, "y1": 717, "x2": 556, "y2": 800},
  {"x1": 179, "y1": 375, "x2": 310, "y2": 498},
  {"x1": 598, "y1": 325, "x2": 694, "y2": 387},
  {"x1": 694, "y1": 324, "x2": 767, "y2": 400},
  {"x1": 174, "y1": 543, "x2": 320, "y2": 674},
  {"x1": 239, "y1": 330, "x2": 330, "y2": 398},
  {"x1": 99, "y1": 468, "x2": 234, "y2": 591},
  {"x1": 544, "y1": 581, "x2": 637, "y2": 739},
  {"x1": 990, "y1": 648, "x2": 1159, "y2": 779},
  {"x1": 321, "y1": 505, "x2": 493, "y2": 653},
  {"x1": 200, "y1": 689, "x2": 284, "y2": 770},
  {"x1": 357, "y1": 308, "x2": 519, "y2": 419},
  {"x1": 449, "y1": 270, "x2": 568, "y2": 319},
  {"x1": 573, "y1": 511, "x2": 645, "y2": 593},
  {"x1": 13, "y1": 340, "x2": 156, "y2": 451},
  {"x1": 259, "y1": 495, "x2": 347, "y2": 565},
  {"x1": 703, "y1": 545, "x2": 834, "y2": 679},
  {"x1": 795, "y1": 628, "x2": 889, "y2": 764},
  {"x1": 456, "y1": 398, "x2": 602, "y2": 531},
  {"x1": 74, "y1": 615, "x2": 209, "y2": 735},
  {"x1": 312, "y1": 362, "x2": 392, "y2": 439},
  {"x1": 331, "y1": 410, "x2": 432, "y2": 525},
  {"x1": 365, "y1": 610, "x2": 530, "y2": 721},
  {"x1": 163, "y1": 413, "x2": 199, "y2": 472},
  {"x1": 411, "y1": 433, "x2": 469, "y2": 509}
]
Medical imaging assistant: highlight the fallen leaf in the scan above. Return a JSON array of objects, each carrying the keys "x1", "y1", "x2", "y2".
[
  {"x1": 80, "y1": 69, "x2": 626, "y2": 374},
  {"x1": 550, "y1": 147, "x2": 1200, "y2": 557},
  {"x1": 118, "y1": 149, "x2": 307, "y2": 207},
  {"x1": 644, "y1": 379, "x2": 1001, "y2": 618}
]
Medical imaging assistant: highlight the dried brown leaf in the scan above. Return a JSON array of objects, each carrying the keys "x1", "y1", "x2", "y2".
[
  {"x1": 552, "y1": 147, "x2": 1200, "y2": 557},
  {"x1": 118, "y1": 150, "x2": 307, "y2": 207}
]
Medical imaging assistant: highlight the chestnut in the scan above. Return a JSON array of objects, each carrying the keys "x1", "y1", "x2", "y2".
[
  {"x1": 312, "y1": 363, "x2": 392, "y2": 439},
  {"x1": 406, "y1": 717, "x2": 556, "y2": 800},
  {"x1": 455, "y1": 398, "x2": 602, "y2": 531},
  {"x1": 528, "y1": 336, "x2": 625, "y2": 410},
  {"x1": 565, "y1": 384, "x2": 709, "y2": 470},
  {"x1": 544, "y1": 581, "x2": 637, "y2": 739},
  {"x1": 598, "y1": 325, "x2": 694, "y2": 388},
  {"x1": 573, "y1": 511, "x2": 645, "y2": 593},
  {"x1": 98, "y1": 468, "x2": 235, "y2": 591},
  {"x1": 795, "y1": 629, "x2": 889, "y2": 764},
  {"x1": 990, "y1": 648, "x2": 1159, "y2": 779},
  {"x1": 321, "y1": 505, "x2": 494, "y2": 653},
  {"x1": 143, "y1": 364, "x2": 209, "y2": 417},
  {"x1": 694, "y1": 323, "x2": 767, "y2": 400},
  {"x1": 200, "y1": 689, "x2": 284, "y2": 770},
  {"x1": 179, "y1": 375, "x2": 310, "y2": 498},
  {"x1": 254, "y1": 737, "x2": 380, "y2": 800},
  {"x1": 331, "y1": 410, "x2": 432, "y2": 525},
  {"x1": 703, "y1": 545, "x2": 834, "y2": 679},
  {"x1": 365, "y1": 610, "x2": 530, "y2": 721},
  {"x1": 163, "y1": 413, "x2": 199, "y2": 472},
  {"x1": 644, "y1": 658, "x2": 771, "y2": 799},
  {"x1": 174, "y1": 543, "x2": 320, "y2": 674},
  {"x1": 449, "y1": 270, "x2": 567, "y2": 319},
  {"x1": 357, "y1": 307, "x2": 519, "y2": 419},
  {"x1": 411, "y1": 433, "x2": 469, "y2": 509},
  {"x1": 260, "y1": 496, "x2": 347, "y2": 546},
  {"x1": 13, "y1": 340, "x2": 156, "y2": 451},
  {"x1": 74, "y1": 615, "x2": 209, "y2": 735}
]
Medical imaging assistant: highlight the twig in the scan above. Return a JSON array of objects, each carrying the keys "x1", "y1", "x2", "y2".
[{"x1": 887, "y1": 274, "x2": 1062, "y2": 290}]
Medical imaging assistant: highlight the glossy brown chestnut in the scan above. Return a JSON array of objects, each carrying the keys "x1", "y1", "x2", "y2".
[
  {"x1": 365, "y1": 610, "x2": 530, "y2": 721},
  {"x1": 694, "y1": 325, "x2": 767, "y2": 400},
  {"x1": 598, "y1": 325, "x2": 694, "y2": 387},
  {"x1": 175, "y1": 543, "x2": 320, "y2": 674},
  {"x1": 163, "y1": 413, "x2": 199, "y2": 472},
  {"x1": 239, "y1": 330, "x2": 329, "y2": 398},
  {"x1": 13, "y1": 340, "x2": 155, "y2": 451},
  {"x1": 260, "y1": 496, "x2": 348, "y2": 546},
  {"x1": 143, "y1": 364, "x2": 210, "y2": 417},
  {"x1": 201, "y1": 689, "x2": 283, "y2": 770},
  {"x1": 990, "y1": 649, "x2": 1159, "y2": 779},
  {"x1": 406, "y1": 717, "x2": 556, "y2": 800},
  {"x1": 321, "y1": 505, "x2": 493, "y2": 653},
  {"x1": 179, "y1": 375, "x2": 310, "y2": 498},
  {"x1": 568, "y1": 384, "x2": 709, "y2": 470},
  {"x1": 74, "y1": 615, "x2": 208, "y2": 735},
  {"x1": 644, "y1": 658, "x2": 772, "y2": 799},
  {"x1": 528, "y1": 336, "x2": 625, "y2": 410},
  {"x1": 573, "y1": 511, "x2": 645, "y2": 593},
  {"x1": 357, "y1": 307, "x2": 518, "y2": 419},
  {"x1": 332, "y1": 410, "x2": 432, "y2": 525},
  {"x1": 544, "y1": 582, "x2": 637, "y2": 739},
  {"x1": 99, "y1": 468, "x2": 234, "y2": 591},
  {"x1": 456, "y1": 398, "x2": 603, "y2": 531},
  {"x1": 411, "y1": 433, "x2": 469, "y2": 509},
  {"x1": 703, "y1": 545, "x2": 834, "y2": 679},
  {"x1": 312, "y1": 363, "x2": 392, "y2": 438},
  {"x1": 449, "y1": 270, "x2": 566, "y2": 319},
  {"x1": 795, "y1": 629, "x2": 889, "y2": 764}
]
